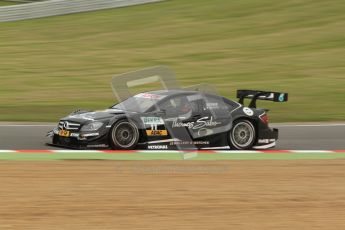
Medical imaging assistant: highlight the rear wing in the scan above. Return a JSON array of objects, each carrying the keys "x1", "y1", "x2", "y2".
[{"x1": 237, "y1": 90, "x2": 288, "y2": 108}]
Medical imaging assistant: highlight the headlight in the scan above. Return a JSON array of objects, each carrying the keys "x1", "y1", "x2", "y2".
[{"x1": 80, "y1": 122, "x2": 103, "y2": 132}]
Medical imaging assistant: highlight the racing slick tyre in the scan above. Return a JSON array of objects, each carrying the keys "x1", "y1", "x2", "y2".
[
  {"x1": 110, "y1": 120, "x2": 139, "y2": 150},
  {"x1": 229, "y1": 119, "x2": 256, "y2": 150}
]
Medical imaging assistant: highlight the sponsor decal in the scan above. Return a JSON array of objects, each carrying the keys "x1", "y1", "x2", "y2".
[
  {"x1": 141, "y1": 117, "x2": 167, "y2": 136},
  {"x1": 258, "y1": 139, "x2": 276, "y2": 144},
  {"x1": 146, "y1": 130, "x2": 168, "y2": 136},
  {"x1": 256, "y1": 93, "x2": 274, "y2": 100},
  {"x1": 141, "y1": 117, "x2": 164, "y2": 125},
  {"x1": 243, "y1": 107, "x2": 254, "y2": 116},
  {"x1": 58, "y1": 130, "x2": 70, "y2": 137},
  {"x1": 170, "y1": 140, "x2": 209, "y2": 145},
  {"x1": 267, "y1": 93, "x2": 274, "y2": 99},
  {"x1": 279, "y1": 93, "x2": 285, "y2": 102},
  {"x1": 172, "y1": 116, "x2": 221, "y2": 129},
  {"x1": 135, "y1": 93, "x2": 166, "y2": 100},
  {"x1": 70, "y1": 133, "x2": 79, "y2": 137},
  {"x1": 147, "y1": 145, "x2": 168, "y2": 150}
]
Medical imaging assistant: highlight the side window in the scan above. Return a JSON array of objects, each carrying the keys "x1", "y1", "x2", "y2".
[
  {"x1": 158, "y1": 95, "x2": 199, "y2": 117},
  {"x1": 202, "y1": 96, "x2": 233, "y2": 118}
]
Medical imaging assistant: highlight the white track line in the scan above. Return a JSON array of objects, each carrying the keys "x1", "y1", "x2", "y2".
[
  {"x1": 215, "y1": 150, "x2": 259, "y2": 154},
  {"x1": 292, "y1": 150, "x2": 333, "y2": 153},
  {"x1": 52, "y1": 150, "x2": 103, "y2": 153},
  {"x1": 0, "y1": 125, "x2": 55, "y2": 127},
  {"x1": 138, "y1": 150, "x2": 184, "y2": 153},
  {"x1": 272, "y1": 124, "x2": 345, "y2": 127}
]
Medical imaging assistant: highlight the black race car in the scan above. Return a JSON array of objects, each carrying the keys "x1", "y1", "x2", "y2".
[{"x1": 47, "y1": 89, "x2": 288, "y2": 150}]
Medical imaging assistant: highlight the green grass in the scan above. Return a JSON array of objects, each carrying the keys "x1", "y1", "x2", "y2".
[
  {"x1": 0, "y1": 1, "x2": 22, "y2": 6},
  {"x1": 0, "y1": 0, "x2": 344, "y2": 122},
  {"x1": 0, "y1": 152, "x2": 345, "y2": 161}
]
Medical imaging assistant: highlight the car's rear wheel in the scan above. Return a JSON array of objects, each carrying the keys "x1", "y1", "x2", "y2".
[
  {"x1": 110, "y1": 120, "x2": 139, "y2": 150},
  {"x1": 229, "y1": 119, "x2": 256, "y2": 150}
]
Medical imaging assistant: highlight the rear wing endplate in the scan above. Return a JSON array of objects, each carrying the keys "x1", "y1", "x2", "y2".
[{"x1": 237, "y1": 89, "x2": 288, "y2": 108}]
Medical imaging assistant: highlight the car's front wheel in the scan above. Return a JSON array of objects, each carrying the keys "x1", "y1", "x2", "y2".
[
  {"x1": 229, "y1": 119, "x2": 256, "y2": 150},
  {"x1": 110, "y1": 120, "x2": 139, "y2": 150}
]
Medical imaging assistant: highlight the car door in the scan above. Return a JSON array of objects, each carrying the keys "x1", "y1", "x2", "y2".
[
  {"x1": 196, "y1": 95, "x2": 233, "y2": 138},
  {"x1": 138, "y1": 95, "x2": 194, "y2": 144},
  {"x1": 147, "y1": 94, "x2": 202, "y2": 148}
]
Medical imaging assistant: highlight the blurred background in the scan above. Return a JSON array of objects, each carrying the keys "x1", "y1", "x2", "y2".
[{"x1": 0, "y1": 0, "x2": 344, "y2": 122}]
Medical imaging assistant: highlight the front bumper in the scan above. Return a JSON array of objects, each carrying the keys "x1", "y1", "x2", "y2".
[{"x1": 46, "y1": 128, "x2": 109, "y2": 149}]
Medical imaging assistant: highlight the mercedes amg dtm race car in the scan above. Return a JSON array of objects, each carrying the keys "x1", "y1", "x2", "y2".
[{"x1": 47, "y1": 89, "x2": 288, "y2": 150}]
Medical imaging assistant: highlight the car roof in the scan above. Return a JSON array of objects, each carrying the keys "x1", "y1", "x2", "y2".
[
  {"x1": 145, "y1": 89, "x2": 197, "y2": 96},
  {"x1": 142, "y1": 90, "x2": 233, "y2": 102},
  {"x1": 135, "y1": 90, "x2": 239, "y2": 111}
]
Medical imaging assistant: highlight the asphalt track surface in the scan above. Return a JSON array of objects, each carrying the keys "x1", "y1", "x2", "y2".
[{"x1": 0, "y1": 123, "x2": 344, "y2": 150}]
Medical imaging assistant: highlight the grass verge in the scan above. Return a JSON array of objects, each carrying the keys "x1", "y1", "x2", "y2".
[
  {"x1": 0, "y1": 1, "x2": 20, "y2": 6},
  {"x1": 0, "y1": 0, "x2": 344, "y2": 122}
]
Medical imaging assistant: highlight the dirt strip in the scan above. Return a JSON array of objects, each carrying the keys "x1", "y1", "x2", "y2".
[{"x1": 0, "y1": 160, "x2": 344, "y2": 229}]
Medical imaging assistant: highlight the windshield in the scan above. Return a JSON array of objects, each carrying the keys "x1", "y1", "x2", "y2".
[{"x1": 111, "y1": 93, "x2": 165, "y2": 113}]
